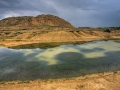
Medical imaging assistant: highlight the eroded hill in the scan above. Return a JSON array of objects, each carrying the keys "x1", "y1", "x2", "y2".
[
  {"x1": 0, "y1": 14, "x2": 74, "y2": 28},
  {"x1": 0, "y1": 14, "x2": 120, "y2": 47}
]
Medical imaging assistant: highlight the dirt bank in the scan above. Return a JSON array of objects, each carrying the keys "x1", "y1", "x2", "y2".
[{"x1": 0, "y1": 30, "x2": 120, "y2": 47}]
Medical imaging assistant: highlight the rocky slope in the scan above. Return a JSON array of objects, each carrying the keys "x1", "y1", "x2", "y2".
[{"x1": 0, "y1": 14, "x2": 74, "y2": 28}]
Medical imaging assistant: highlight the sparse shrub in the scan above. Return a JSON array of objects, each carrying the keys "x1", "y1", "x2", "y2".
[
  {"x1": 0, "y1": 44, "x2": 5, "y2": 46},
  {"x1": 18, "y1": 80, "x2": 30, "y2": 84},
  {"x1": 2, "y1": 39, "x2": 5, "y2": 41},
  {"x1": 16, "y1": 39, "x2": 21, "y2": 41},
  {"x1": 104, "y1": 28, "x2": 111, "y2": 33},
  {"x1": 0, "y1": 81, "x2": 5, "y2": 85}
]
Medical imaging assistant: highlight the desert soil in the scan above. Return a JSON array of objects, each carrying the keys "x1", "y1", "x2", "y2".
[{"x1": 0, "y1": 30, "x2": 120, "y2": 47}]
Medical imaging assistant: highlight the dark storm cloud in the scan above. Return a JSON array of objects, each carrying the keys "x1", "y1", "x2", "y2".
[
  {"x1": 0, "y1": 0, "x2": 120, "y2": 27},
  {"x1": 0, "y1": 0, "x2": 58, "y2": 19},
  {"x1": 0, "y1": 0, "x2": 58, "y2": 13},
  {"x1": 53, "y1": 0, "x2": 120, "y2": 27},
  {"x1": 0, "y1": 0, "x2": 21, "y2": 10}
]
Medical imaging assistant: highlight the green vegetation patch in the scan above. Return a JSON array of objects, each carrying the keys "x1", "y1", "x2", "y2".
[
  {"x1": 114, "y1": 39, "x2": 120, "y2": 43},
  {"x1": 9, "y1": 41, "x2": 86, "y2": 49}
]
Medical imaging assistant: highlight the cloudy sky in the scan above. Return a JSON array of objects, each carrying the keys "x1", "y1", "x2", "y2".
[{"x1": 0, "y1": 0, "x2": 120, "y2": 27}]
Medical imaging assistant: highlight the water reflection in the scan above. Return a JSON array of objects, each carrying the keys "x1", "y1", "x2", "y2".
[{"x1": 0, "y1": 40, "x2": 120, "y2": 81}]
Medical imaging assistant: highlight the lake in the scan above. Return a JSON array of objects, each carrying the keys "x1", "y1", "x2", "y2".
[{"x1": 0, "y1": 40, "x2": 120, "y2": 81}]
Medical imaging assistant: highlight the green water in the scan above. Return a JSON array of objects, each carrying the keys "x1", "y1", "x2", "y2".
[{"x1": 0, "y1": 40, "x2": 120, "y2": 81}]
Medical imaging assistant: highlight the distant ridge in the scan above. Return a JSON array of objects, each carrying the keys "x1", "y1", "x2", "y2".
[{"x1": 0, "y1": 14, "x2": 74, "y2": 28}]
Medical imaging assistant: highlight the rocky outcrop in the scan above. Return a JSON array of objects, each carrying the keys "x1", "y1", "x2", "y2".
[{"x1": 0, "y1": 14, "x2": 74, "y2": 28}]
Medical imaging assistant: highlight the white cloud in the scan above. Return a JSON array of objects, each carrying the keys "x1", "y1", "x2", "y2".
[{"x1": 2, "y1": 12, "x2": 20, "y2": 18}]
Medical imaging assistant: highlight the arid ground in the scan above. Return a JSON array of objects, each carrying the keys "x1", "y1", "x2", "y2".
[{"x1": 0, "y1": 29, "x2": 120, "y2": 47}]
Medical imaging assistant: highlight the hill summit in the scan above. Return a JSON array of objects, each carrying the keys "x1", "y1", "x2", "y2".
[{"x1": 0, "y1": 14, "x2": 74, "y2": 28}]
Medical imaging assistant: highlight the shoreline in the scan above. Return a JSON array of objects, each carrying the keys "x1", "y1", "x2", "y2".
[
  {"x1": 0, "y1": 37, "x2": 120, "y2": 89},
  {"x1": 0, "y1": 29, "x2": 120, "y2": 48},
  {"x1": 0, "y1": 38, "x2": 120, "y2": 49},
  {"x1": 0, "y1": 39, "x2": 120, "y2": 83},
  {"x1": 0, "y1": 71, "x2": 120, "y2": 90}
]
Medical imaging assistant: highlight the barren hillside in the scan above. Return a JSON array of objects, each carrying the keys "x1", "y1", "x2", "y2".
[
  {"x1": 0, "y1": 29, "x2": 120, "y2": 47},
  {"x1": 0, "y1": 14, "x2": 74, "y2": 28},
  {"x1": 0, "y1": 14, "x2": 120, "y2": 47}
]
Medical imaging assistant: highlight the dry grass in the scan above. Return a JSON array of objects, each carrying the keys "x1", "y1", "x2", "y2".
[{"x1": 0, "y1": 29, "x2": 120, "y2": 47}]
